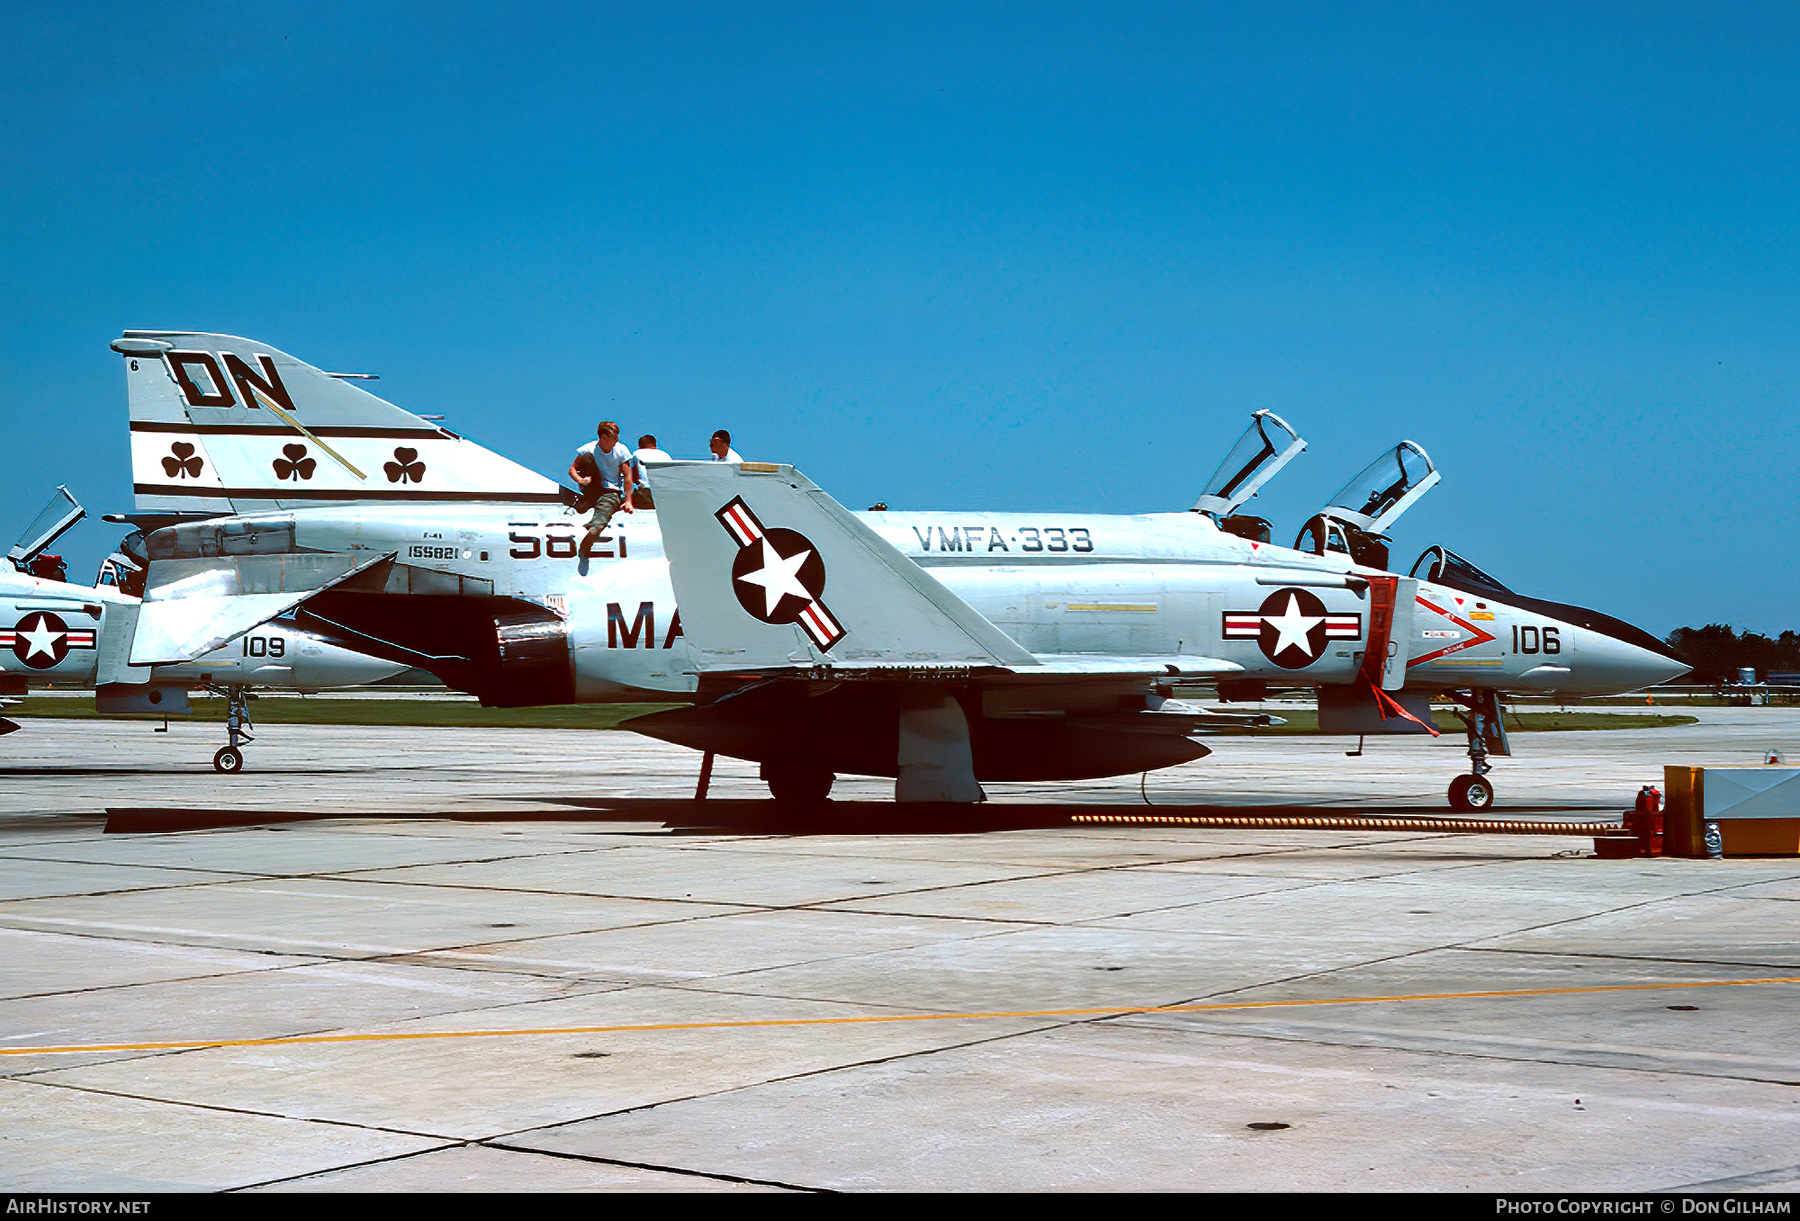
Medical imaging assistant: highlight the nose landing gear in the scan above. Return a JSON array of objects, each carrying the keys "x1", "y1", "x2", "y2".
[
  {"x1": 1449, "y1": 769, "x2": 1494, "y2": 812},
  {"x1": 1447, "y1": 689, "x2": 1509, "y2": 812},
  {"x1": 210, "y1": 684, "x2": 255, "y2": 774}
]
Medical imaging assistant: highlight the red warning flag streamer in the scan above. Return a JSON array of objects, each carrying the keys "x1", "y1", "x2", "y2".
[
  {"x1": 1370, "y1": 683, "x2": 1439, "y2": 736},
  {"x1": 1358, "y1": 574, "x2": 1439, "y2": 737}
]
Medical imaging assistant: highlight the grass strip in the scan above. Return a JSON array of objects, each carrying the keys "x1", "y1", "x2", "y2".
[{"x1": 7, "y1": 698, "x2": 681, "y2": 731}]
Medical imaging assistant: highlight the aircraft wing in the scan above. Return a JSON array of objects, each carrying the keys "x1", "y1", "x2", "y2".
[
  {"x1": 130, "y1": 551, "x2": 395, "y2": 665},
  {"x1": 651, "y1": 461, "x2": 1239, "y2": 684}
]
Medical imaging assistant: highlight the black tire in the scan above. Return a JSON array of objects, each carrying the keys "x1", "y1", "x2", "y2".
[
  {"x1": 213, "y1": 746, "x2": 244, "y2": 774},
  {"x1": 1448, "y1": 773, "x2": 1494, "y2": 812},
  {"x1": 762, "y1": 762, "x2": 833, "y2": 805}
]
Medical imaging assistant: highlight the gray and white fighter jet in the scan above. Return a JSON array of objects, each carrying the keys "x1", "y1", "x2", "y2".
[
  {"x1": 634, "y1": 459, "x2": 1688, "y2": 806},
  {"x1": 108, "y1": 330, "x2": 1688, "y2": 803},
  {"x1": 1, "y1": 486, "x2": 412, "y2": 763}
]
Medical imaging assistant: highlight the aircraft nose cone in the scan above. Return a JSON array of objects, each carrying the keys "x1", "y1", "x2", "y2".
[
  {"x1": 1648, "y1": 651, "x2": 1692, "y2": 687},
  {"x1": 1620, "y1": 641, "x2": 1691, "y2": 690},
  {"x1": 1573, "y1": 627, "x2": 1690, "y2": 694}
]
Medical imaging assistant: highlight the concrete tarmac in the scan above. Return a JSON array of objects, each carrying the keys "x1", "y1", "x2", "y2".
[{"x1": 1, "y1": 709, "x2": 1797, "y2": 1192}]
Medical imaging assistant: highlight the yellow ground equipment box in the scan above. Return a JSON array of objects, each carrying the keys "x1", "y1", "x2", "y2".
[{"x1": 1664, "y1": 765, "x2": 1800, "y2": 857}]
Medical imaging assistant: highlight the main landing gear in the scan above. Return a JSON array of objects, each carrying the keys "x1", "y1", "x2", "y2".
[
  {"x1": 211, "y1": 684, "x2": 255, "y2": 774},
  {"x1": 761, "y1": 760, "x2": 835, "y2": 805},
  {"x1": 1446, "y1": 689, "x2": 1509, "y2": 812}
]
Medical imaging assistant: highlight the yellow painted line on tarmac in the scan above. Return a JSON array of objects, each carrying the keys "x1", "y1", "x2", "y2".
[{"x1": 3, "y1": 975, "x2": 1797, "y2": 1059}]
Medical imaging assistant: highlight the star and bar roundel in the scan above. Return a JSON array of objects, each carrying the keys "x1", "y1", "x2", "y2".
[
  {"x1": 1223, "y1": 588, "x2": 1361, "y2": 669},
  {"x1": 2, "y1": 612, "x2": 98, "y2": 671},
  {"x1": 716, "y1": 497, "x2": 846, "y2": 651}
]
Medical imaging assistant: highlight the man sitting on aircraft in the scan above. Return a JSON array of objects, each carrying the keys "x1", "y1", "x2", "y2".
[
  {"x1": 569, "y1": 421, "x2": 635, "y2": 548},
  {"x1": 709, "y1": 429, "x2": 743, "y2": 463},
  {"x1": 632, "y1": 433, "x2": 671, "y2": 509}
]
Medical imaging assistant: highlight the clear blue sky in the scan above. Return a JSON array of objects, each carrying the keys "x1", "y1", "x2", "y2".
[{"x1": 4, "y1": 2, "x2": 1797, "y2": 636}]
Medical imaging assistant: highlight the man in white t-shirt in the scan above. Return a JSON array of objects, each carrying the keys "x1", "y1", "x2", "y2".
[
  {"x1": 569, "y1": 420, "x2": 635, "y2": 549},
  {"x1": 631, "y1": 434, "x2": 672, "y2": 509},
  {"x1": 709, "y1": 429, "x2": 743, "y2": 463}
]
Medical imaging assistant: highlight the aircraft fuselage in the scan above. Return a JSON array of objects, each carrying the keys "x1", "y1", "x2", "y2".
[{"x1": 136, "y1": 502, "x2": 1684, "y2": 704}]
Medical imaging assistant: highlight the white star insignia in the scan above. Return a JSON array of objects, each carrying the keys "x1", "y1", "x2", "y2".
[
  {"x1": 1263, "y1": 593, "x2": 1323, "y2": 660},
  {"x1": 736, "y1": 537, "x2": 815, "y2": 617},
  {"x1": 19, "y1": 616, "x2": 63, "y2": 661}
]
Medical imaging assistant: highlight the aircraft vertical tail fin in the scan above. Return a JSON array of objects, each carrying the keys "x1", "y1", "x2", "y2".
[
  {"x1": 650, "y1": 461, "x2": 1038, "y2": 672},
  {"x1": 113, "y1": 332, "x2": 565, "y2": 516}
]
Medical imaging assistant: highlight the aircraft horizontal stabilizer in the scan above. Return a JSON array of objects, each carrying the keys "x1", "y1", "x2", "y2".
[
  {"x1": 653, "y1": 462, "x2": 1039, "y2": 672},
  {"x1": 130, "y1": 551, "x2": 393, "y2": 665}
]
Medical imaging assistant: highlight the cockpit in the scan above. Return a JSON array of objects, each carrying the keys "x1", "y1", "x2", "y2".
[
  {"x1": 96, "y1": 530, "x2": 149, "y2": 598},
  {"x1": 8, "y1": 486, "x2": 85, "y2": 584},
  {"x1": 1191, "y1": 410, "x2": 1306, "y2": 543},
  {"x1": 1408, "y1": 545, "x2": 1512, "y2": 596},
  {"x1": 1294, "y1": 440, "x2": 1439, "y2": 571}
]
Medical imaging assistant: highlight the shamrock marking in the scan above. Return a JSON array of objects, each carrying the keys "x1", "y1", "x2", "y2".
[
  {"x1": 384, "y1": 447, "x2": 426, "y2": 484},
  {"x1": 161, "y1": 441, "x2": 204, "y2": 479},
  {"x1": 273, "y1": 443, "x2": 316, "y2": 481}
]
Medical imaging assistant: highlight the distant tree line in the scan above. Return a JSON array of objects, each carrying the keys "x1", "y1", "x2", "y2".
[{"x1": 1665, "y1": 625, "x2": 1800, "y2": 684}]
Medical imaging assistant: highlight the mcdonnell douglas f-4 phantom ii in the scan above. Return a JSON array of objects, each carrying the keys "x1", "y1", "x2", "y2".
[
  {"x1": 1, "y1": 486, "x2": 412, "y2": 760},
  {"x1": 109, "y1": 330, "x2": 1688, "y2": 803}
]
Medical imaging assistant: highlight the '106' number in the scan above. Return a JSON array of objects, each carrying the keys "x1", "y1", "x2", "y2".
[{"x1": 1511, "y1": 625, "x2": 1560, "y2": 654}]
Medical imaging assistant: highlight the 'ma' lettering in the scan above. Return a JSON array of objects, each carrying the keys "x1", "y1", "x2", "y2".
[{"x1": 608, "y1": 601, "x2": 654, "y2": 648}]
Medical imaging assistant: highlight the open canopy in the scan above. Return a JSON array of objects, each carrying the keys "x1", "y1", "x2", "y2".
[
  {"x1": 8, "y1": 486, "x2": 84, "y2": 570},
  {"x1": 1192, "y1": 410, "x2": 1306, "y2": 519},
  {"x1": 1321, "y1": 440, "x2": 1439, "y2": 533}
]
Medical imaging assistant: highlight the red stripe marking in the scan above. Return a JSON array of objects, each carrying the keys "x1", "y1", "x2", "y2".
[
  {"x1": 1407, "y1": 597, "x2": 1497, "y2": 667},
  {"x1": 726, "y1": 505, "x2": 763, "y2": 543},
  {"x1": 801, "y1": 603, "x2": 844, "y2": 645}
]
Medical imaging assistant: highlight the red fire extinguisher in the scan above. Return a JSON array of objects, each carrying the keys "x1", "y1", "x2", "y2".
[{"x1": 1627, "y1": 786, "x2": 1663, "y2": 856}]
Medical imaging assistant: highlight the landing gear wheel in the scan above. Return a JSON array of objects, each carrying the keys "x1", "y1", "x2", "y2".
[
  {"x1": 213, "y1": 746, "x2": 244, "y2": 774},
  {"x1": 1448, "y1": 773, "x2": 1493, "y2": 812},
  {"x1": 762, "y1": 763, "x2": 834, "y2": 805}
]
